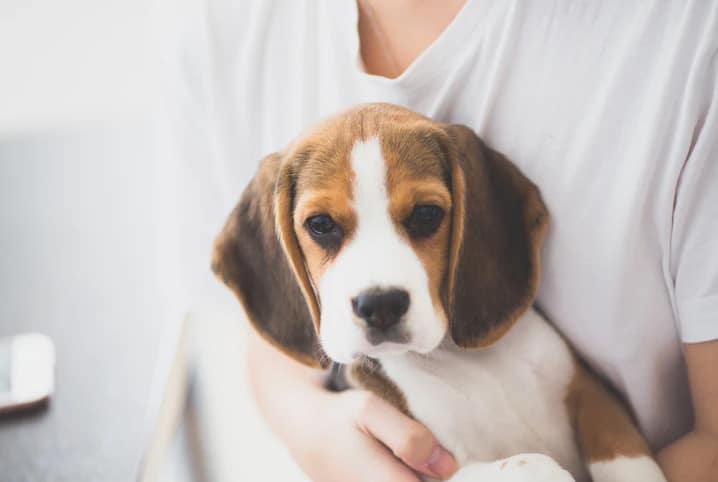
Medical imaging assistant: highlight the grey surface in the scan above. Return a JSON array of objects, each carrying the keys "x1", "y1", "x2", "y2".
[{"x1": 0, "y1": 125, "x2": 180, "y2": 481}]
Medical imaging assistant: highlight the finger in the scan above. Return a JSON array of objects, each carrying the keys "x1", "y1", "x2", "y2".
[
  {"x1": 354, "y1": 394, "x2": 457, "y2": 480},
  {"x1": 356, "y1": 435, "x2": 425, "y2": 482}
]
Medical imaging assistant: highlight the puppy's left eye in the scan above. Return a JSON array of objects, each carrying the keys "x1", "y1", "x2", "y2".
[
  {"x1": 304, "y1": 214, "x2": 344, "y2": 252},
  {"x1": 405, "y1": 205, "x2": 444, "y2": 239}
]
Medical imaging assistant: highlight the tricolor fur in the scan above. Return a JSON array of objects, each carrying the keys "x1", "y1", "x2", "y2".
[{"x1": 212, "y1": 103, "x2": 666, "y2": 481}]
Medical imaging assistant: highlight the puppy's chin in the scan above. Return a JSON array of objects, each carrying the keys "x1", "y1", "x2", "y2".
[
  {"x1": 367, "y1": 335, "x2": 443, "y2": 360},
  {"x1": 361, "y1": 342, "x2": 411, "y2": 360}
]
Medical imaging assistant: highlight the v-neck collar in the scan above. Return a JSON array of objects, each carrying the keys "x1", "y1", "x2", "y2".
[{"x1": 328, "y1": 0, "x2": 486, "y2": 91}]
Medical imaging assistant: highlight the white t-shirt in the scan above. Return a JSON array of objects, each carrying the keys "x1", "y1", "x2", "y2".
[{"x1": 158, "y1": 0, "x2": 718, "y2": 451}]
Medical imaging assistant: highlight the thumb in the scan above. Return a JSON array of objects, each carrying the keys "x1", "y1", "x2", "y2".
[{"x1": 354, "y1": 393, "x2": 457, "y2": 480}]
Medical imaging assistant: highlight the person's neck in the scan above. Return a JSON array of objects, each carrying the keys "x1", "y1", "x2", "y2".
[{"x1": 356, "y1": 0, "x2": 467, "y2": 78}]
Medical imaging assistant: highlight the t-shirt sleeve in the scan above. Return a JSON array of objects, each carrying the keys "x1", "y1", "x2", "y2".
[{"x1": 670, "y1": 66, "x2": 718, "y2": 343}]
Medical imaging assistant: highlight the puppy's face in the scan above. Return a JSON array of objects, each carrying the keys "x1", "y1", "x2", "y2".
[
  {"x1": 293, "y1": 133, "x2": 452, "y2": 363},
  {"x1": 212, "y1": 103, "x2": 548, "y2": 368}
]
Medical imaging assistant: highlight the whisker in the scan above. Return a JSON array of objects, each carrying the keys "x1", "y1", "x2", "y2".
[{"x1": 313, "y1": 342, "x2": 330, "y2": 368}]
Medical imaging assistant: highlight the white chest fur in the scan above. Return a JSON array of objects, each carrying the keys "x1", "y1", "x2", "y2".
[{"x1": 380, "y1": 309, "x2": 589, "y2": 481}]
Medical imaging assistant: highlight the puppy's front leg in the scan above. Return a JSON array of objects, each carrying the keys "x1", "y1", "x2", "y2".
[
  {"x1": 447, "y1": 454, "x2": 575, "y2": 482},
  {"x1": 566, "y1": 366, "x2": 667, "y2": 482}
]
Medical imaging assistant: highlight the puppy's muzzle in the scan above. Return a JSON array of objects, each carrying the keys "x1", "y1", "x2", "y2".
[{"x1": 351, "y1": 288, "x2": 410, "y2": 332}]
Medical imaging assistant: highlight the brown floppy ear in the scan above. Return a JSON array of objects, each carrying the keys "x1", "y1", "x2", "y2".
[
  {"x1": 211, "y1": 153, "x2": 327, "y2": 368},
  {"x1": 443, "y1": 124, "x2": 548, "y2": 348}
]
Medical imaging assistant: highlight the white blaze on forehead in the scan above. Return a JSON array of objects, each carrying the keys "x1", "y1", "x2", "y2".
[
  {"x1": 317, "y1": 136, "x2": 445, "y2": 363},
  {"x1": 350, "y1": 137, "x2": 390, "y2": 222}
]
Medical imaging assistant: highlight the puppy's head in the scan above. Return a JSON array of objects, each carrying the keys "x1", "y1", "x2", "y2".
[{"x1": 212, "y1": 104, "x2": 547, "y2": 367}]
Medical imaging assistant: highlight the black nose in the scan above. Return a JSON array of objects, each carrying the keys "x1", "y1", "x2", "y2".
[{"x1": 352, "y1": 289, "x2": 410, "y2": 330}]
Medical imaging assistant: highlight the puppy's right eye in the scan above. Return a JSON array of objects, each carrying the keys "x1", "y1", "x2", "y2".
[
  {"x1": 306, "y1": 214, "x2": 336, "y2": 236},
  {"x1": 305, "y1": 214, "x2": 343, "y2": 252},
  {"x1": 405, "y1": 204, "x2": 444, "y2": 239}
]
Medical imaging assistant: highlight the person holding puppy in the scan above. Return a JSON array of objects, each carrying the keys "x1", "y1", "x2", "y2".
[{"x1": 160, "y1": 1, "x2": 718, "y2": 480}]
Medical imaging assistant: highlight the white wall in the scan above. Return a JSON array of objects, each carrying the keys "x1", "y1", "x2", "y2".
[{"x1": 0, "y1": 0, "x2": 153, "y2": 135}]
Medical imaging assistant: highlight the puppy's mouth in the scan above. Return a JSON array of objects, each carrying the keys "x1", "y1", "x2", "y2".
[
  {"x1": 320, "y1": 310, "x2": 447, "y2": 364},
  {"x1": 352, "y1": 342, "x2": 411, "y2": 360},
  {"x1": 365, "y1": 326, "x2": 411, "y2": 346},
  {"x1": 352, "y1": 324, "x2": 442, "y2": 360}
]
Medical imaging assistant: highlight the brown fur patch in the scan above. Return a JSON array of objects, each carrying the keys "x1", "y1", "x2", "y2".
[
  {"x1": 211, "y1": 153, "x2": 326, "y2": 367},
  {"x1": 349, "y1": 358, "x2": 411, "y2": 416},
  {"x1": 565, "y1": 359, "x2": 652, "y2": 462},
  {"x1": 442, "y1": 124, "x2": 548, "y2": 348},
  {"x1": 276, "y1": 164, "x2": 323, "y2": 331}
]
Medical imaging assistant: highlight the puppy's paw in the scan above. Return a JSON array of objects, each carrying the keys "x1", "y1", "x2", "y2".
[
  {"x1": 589, "y1": 456, "x2": 667, "y2": 482},
  {"x1": 449, "y1": 454, "x2": 575, "y2": 482}
]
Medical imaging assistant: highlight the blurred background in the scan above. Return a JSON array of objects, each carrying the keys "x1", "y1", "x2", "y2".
[
  {"x1": 0, "y1": 0, "x2": 305, "y2": 480},
  {"x1": 0, "y1": 0, "x2": 152, "y2": 134}
]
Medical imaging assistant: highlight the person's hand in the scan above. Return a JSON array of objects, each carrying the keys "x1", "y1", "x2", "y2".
[
  {"x1": 247, "y1": 334, "x2": 456, "y2": 481},
  {"x1": 286, "y1": 389, "x2": 457, "y2": 482}
]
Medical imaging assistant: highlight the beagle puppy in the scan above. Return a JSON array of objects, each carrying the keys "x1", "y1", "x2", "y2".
[{"x1": 212, "y1": 103, "x2": 667, "y2": 482}]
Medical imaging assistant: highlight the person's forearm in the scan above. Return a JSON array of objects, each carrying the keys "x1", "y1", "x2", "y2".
[
  {"x1": 657, "y1": 429, "x2": 718, "y2": 482},
  {"x1": 661, "y1": 341, "x2": 718, "y2": 481},
  {"x1": 246, "y1": 332, "x2": 329, "y2": 443}
]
